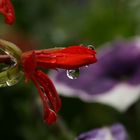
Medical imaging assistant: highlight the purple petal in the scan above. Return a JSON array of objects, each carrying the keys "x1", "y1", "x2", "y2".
[
  {"x1": 76, "y1": 123, "x2": 128, "y2": 140},
  {"x1": 111, "y1": 124, "x2": 128, "y2": 140}
]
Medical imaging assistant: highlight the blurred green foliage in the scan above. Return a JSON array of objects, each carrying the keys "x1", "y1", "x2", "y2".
[
  {"x1": 0, "y1": 0, "x2": 140, "y2": 140},
  {"x1": 13, "y1": 0, "x2": 140, "y2": 47}
]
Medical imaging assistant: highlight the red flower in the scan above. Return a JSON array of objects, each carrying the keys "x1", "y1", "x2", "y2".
[
  {"x1": 0, "y1": 0, "x2": 15, "y2": 24},
  {"x1": 21, "y1": 45, "x2": 97, "y2": 124}
]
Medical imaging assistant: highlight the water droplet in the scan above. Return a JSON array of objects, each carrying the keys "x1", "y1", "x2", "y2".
[
  {"x1": 6, "y1": 79, "x2": 17, "y2": 86},
  {"x1": 6, "y1": 71, "x2": 23, "y2": 86},
  {"x1": 85, "y1": 65, "x2": 89, "y2": 68},
  {"x1": 87, "y1": 45, "x2": 95, "y2": 50},
  {"x1": 6, "y1": 77, "x2": 19, "y2": 86},
  {"x1": 66, "y1": 69, "x2": 80, "y2": 79}
]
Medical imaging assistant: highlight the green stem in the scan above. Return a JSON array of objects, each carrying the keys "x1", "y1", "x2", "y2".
[{"x1": 51, "y1": 117, "x2": 75, "y2": 140}]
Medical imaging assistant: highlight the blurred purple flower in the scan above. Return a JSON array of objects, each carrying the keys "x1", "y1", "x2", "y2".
[
  {"x1": 76, "y1": 123, "x2": 128, "y2": 140},
  {"x1": 50, "y1": 38, "x2": 140, "y2": 111}
]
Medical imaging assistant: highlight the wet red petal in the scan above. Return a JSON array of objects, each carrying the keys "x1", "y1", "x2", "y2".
[
  {"x1": 31, "y1": 75, "x2": 57, "y2": 124},
  {"x1": 35, "y1": 70, "x2": 61, "y2": 113},
  {"x1": 34, "y1": 46, "x2": 97, "y2": 69},
  {"x1": 21, "y1": 45, "x2": 97, "y2": 125},
  {"x1": 44, "y1": 108, "x2": 57, "y2": 125},
  {"x1": 31, "y1": 71, "x2": 61, "y2": 125},
  {"x1": 22, "y1": 45, "x2": 97, "y2": 70},
  {"x1": 58, "y1": 45, "x2": 96, "y2": 54}
]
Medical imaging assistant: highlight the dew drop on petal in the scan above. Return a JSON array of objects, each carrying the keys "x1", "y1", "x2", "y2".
[
  {"x1": 66, "y1": 69, "x2": 80, "y2": 79},
  {"x1": 87, "y1": 45, "x2": 95, "y2": 50}
]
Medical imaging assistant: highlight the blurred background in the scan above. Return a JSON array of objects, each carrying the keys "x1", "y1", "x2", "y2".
[{"x1": 0, "y1": 0, "x2": 140, "y2": 139}]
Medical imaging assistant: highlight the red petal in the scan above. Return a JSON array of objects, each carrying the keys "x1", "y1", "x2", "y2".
[
  {"x1": 0, "y1": 0, "x2": 15, "y2": 24},
  {"x1": 35, "y1": 70, "x2": 61, "y2": 113},
  {"x1": 22, "y1": 51, "x2": 36, "y2": 81},
  {"x1": 21, "y1": 45, "x2": 97, "y2": 70},
  {"x1": 58, "y1": 45, "x2": 96, "y2": 54},
  {"x1": 44, "y1": 108, "x2": 57, "y2": 125},
  {"x1": 31, "y1": 71, "x2": 61, "y2": 125},
  {"x1": 35, "y1": 45, "x2": 97, "y2": 69},
  {"x1": 31, "y1": 75, "x2": 54, "y2": 124}
]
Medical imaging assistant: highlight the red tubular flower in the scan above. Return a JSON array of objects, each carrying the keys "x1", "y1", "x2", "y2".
[
  {"x1": 0, "y1": 0, "x2": 15, "y2": 24},
  {"x1": 21, "y1": 45, "x2": 97, "y2": 124}
]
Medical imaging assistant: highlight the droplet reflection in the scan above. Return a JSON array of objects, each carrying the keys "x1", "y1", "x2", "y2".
[
  {"x1": 87, "y1": 45, "x2": 95, "y2": 50},
  {"x1": 66, "y1": 69, "x2": 80, "y2": 79}
]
